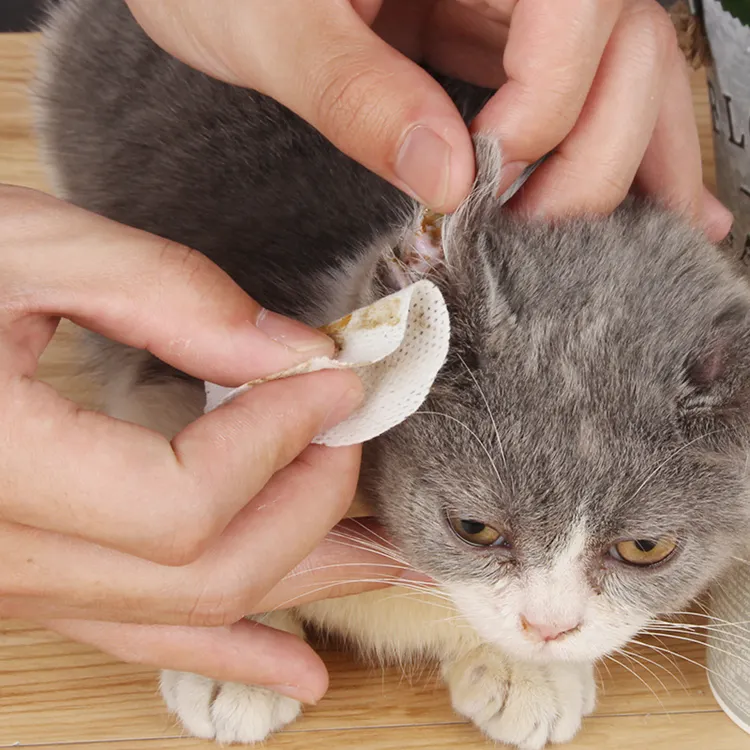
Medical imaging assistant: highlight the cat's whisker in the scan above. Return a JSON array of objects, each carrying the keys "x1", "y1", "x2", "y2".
[
  {"x1": 413, "y1": 410, "x2": 506, "y2": 500},
  {"x1": 624, "y1": 429, "x2": 725, "y2": 507},
  {"x1": 348, "y1": 518, "x2": 402, "y2": 553},
  {"x1": 606, "y1": 652, "x2": 667, "y2": 711},
  {"x1": 650, "y1": 620, "x2": 750, "y2": 634},
  {"x1": 639, "y1": 631, "x2": 750, "y2": 674},
  {"x1": 324, "y1": 532, "x2": 412, "y2": 566},
  {"x1": 264, "y1": 577, "x2": 451, "y2": 613},
  {"x1": 284, "y1": 561, "x2": 418, "y2": 579},
  {"x1": 323, "y1": 535, "x2": 410, "y2": 566},
  {"x1": 596, "y1": 658, "x2": 614, "y2": 683},
  {"x1": 646, "y1": 626, "x2": 750, "y2": 656},
  {"x1": 616, "y1": 646, "x2": 678, "y2": 696},
  {"x1": 661, "y1": 609, "x2": 750, "y2": 626},
  {"x1": 650, "y1": 619, "x2": 750, "y2": 638},
  {"x1": 623, "y1": 643, "x2": 689, "y2": 690},
  {"x1": 456, "y1": 352, "x2": 508, "y2": 473},
  {"x1": 629, "y1": 638, "x2": 730, "y2": 685}
]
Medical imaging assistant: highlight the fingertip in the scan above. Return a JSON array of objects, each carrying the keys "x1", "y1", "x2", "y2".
[
  {"x1": 392, "y1": 117, "x2": 475, "y2": 212},
  {"x1": 700, "y1": 189, "x2": 734, "y2": 243},
  {"x1": 233, "y1": 620, "x2": 330, "y2": 703}
]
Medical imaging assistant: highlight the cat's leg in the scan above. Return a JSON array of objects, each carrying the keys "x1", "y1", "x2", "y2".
[
  {"x1": 442, "y1": 646, "x2": 596, "y2": 750},
  {"x1": 160, "y1": 610, "x2": 306, "y2": 743},
  {"x1": 300, "y1": 589, "x2": 596, "y2": 749}
]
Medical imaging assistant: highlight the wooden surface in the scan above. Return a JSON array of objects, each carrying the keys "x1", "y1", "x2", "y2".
[{"x1": 0, "y1": 32, "x2": 747, "y2": 750}]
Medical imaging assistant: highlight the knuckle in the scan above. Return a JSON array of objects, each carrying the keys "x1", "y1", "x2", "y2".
[
  {"x1": 185, "y1": 585, "x2": 248, "y2": 628},
  {"x1": 509, "y1": 84, "x2": 581, "y2": 159},
  {"x1": 155, "y1": 515, "x2": 217, "y2": 567},
  {"x1": 308, "y1": 59, "x2": 395, "y2": 148},
  {"x1": 625, "y1": 1, "x2": 678, "y2": 64},
  {"x1": 553, "y1": 153, "x2": 632, "y2": 214},
  {"x1": 580, "y1": 173, "x2": 632, "y2": 213},
  {"x1": 155, "y1": 238, "x2": 212, "y2": 287}
]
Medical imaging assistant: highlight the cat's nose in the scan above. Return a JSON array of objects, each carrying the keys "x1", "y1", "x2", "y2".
[{"x1": 520, "y1": 615, "x2": 581, "y2": 643}]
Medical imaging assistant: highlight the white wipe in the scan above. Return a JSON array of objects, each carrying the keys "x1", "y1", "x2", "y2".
[{"x1": 204, "y1": 280, "x2": 450, "y2": 447}]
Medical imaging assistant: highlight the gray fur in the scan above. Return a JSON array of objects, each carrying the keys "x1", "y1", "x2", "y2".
[{"x1": 35, "y1": 0, "x2": 750, "y2": 719}]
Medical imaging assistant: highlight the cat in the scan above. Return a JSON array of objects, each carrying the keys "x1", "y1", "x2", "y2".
[{"x1": 33, "y1": 1, "x2": 750, "y2": 748}]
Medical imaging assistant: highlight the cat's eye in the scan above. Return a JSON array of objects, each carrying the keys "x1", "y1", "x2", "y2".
[
  {"x1": 448, "y1": 516, "x2": 507, "y2": 548},
  {"x1": 609, "y1": 536, "x2": 677, "y2": 567}
]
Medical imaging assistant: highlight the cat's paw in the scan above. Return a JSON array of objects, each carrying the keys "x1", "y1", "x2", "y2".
[
  {"x1": 443, "y1": 649, "x2": 596, "y2": 750},
  {"x1": 160, "y1": 670, "x2": 302, "y2": 744}
]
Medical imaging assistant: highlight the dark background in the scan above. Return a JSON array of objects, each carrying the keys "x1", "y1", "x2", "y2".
[{"x1": 0, "y1": 0, "x2": 51, "y2": 32}]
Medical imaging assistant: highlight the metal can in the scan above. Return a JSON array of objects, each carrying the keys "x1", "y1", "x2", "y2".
[{"x1": 701, "y1": 0, "x2": 750, "y2": 735}]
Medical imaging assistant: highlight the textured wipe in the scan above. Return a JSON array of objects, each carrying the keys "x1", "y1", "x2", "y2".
[{"x1": 204, "y1": 280, "x2": 450, "y2": 447}]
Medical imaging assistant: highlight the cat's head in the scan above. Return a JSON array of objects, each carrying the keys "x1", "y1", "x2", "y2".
[{"x1": 363, "y1": 138, "x2": 750, "y2": 663}]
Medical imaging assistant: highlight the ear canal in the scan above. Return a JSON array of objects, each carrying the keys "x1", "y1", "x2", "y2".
[
  {"x1": 682, "y1": 301, "x2": 750, "y2": 406},
  {"x1": 685, "y1": 341, "x2": 728, "y2": 391}
]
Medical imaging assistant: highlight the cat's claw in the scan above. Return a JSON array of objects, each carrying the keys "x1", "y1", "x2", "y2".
[
  {"x1": 443, "y1": 649, "x2": 596, "y2": 749},
  {"x1": 160, "y1": 670, "x2": 302, "y2": 744}
]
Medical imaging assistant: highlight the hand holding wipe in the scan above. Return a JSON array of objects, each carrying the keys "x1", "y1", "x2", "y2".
[{"x1": 205, "y1": 281, "x2": 450, "y2": 446}]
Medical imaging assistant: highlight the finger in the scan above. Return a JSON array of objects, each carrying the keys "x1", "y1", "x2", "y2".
[
  {"x1": 124, "y1": 0, "x2": 475, "y2": 211},
  {"x1": 256, "y1": 518, "x2": 431, "y2": 611},
  {"x1": 43, "y1": 618, "x2": 328, "y2": 704},
  {"x1": 421, "y1": 0, "x2": 510, "y2": 89},
  {"x1": 0, "y1": 370, "x2": 362, "y2": 564},
  {"x1": 699, "y1": 187, "x2": 734, "y2": 243},
  {"x1": 0, "y1": 187, "x2": 334, "y2": 384},
  {"x1": 472, "y1": 0, "x2": 623, "y2": 169},
  {"x1": 0, "y1": 518, "x2": 415, "y2": 624},
  {"x1": 509, "y1": 0, "x2": 677, "y2": 216},
  {"x1": 633, "y1": 52, "x2": 702, "y2": 218},
  {"x1": 634, "y1": 55, "x2": 734, "y2": 241},
  {"x1": 0, "y1": 445, "x2": 363, "y2": 625}
]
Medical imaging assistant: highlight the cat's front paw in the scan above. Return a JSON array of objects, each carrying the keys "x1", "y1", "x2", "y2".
[
  {"x1": 160, "y1": 670, "x2": 302, "y2": 744},
  {"x1": 444, "y1": 648, "x2": 596, "y2": 750}
]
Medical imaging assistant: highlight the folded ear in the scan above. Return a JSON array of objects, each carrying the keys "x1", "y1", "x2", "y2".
[{"x1": 680, "y1": 300, "x2": 750, "y2": 424}]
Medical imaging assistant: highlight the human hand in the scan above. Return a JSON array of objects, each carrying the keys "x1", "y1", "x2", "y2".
[
  {"x1": 123, "y1": 0, "x2": 733, "y2": 241},
  {"x1": 0, "y1": 186, "x2": 416, "y2": 702}
]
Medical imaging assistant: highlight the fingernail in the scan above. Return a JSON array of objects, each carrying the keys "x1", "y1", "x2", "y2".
[
  {"x1": 396, "y1": 125, "x2": 452, "y2": 208},
  {"x1": 256, "y1": 308, "x2": 334, "y2": 355},
  {"x1": 267, "y1": 683, "x2": 319, "y2": 705},
  {"x1": 320, "y1": 384, "x2": 364, "y2": 432}
]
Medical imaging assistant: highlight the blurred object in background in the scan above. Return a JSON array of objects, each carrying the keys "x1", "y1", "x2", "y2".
[
  {"x1": 695, "y1": 0, "x2": 750, "y2": 739},
  {"x1": 0, "y1": 0, "x2": 56, "y2": 32}
]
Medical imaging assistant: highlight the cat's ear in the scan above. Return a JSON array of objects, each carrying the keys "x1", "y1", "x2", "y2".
[
  {"x1": 376, "y1": 136, "x2": 507, "y2": 295},
  {"x1": 680, "y1": 301, "x2": 750, "y2": 419}
]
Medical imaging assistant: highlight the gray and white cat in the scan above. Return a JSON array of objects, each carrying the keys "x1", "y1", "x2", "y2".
[{"x1": 33, "y1": 1, "x2": 750, "y2": 748}]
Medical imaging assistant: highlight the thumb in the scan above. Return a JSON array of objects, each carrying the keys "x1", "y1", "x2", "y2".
[
  {"x1": 0, "y1": 186, "x2": 333, "y2": 385},
  {"x1": 124, "y1": 0, "x2": 474, "y2": 212}
]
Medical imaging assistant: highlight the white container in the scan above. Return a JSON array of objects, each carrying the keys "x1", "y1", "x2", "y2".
[{"x1": 700, "y1": 0, "x2": 750, "y2": 735}]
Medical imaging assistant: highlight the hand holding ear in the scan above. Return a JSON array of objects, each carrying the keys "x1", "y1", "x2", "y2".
[{"x1": 125, "y1": 0, "x2": 732, "y2": 240}]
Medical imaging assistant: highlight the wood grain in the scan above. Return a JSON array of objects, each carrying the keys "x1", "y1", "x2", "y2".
[{"x1": 0, "y1": 31, "x2": 747, "y2": 750}]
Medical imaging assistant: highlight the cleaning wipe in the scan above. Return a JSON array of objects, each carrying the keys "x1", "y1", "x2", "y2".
[{"x1": 204, "y1": 280, "x2": 450, "y2": 447}]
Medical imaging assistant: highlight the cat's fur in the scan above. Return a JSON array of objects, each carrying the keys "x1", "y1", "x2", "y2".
[{"x1": 33, "y1": 1, "x2": 750, "y2": 748}]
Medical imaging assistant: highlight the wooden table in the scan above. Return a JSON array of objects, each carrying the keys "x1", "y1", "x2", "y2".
[{"x1": 1, "y1": 32, "x2": 747, "y2": 750}]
